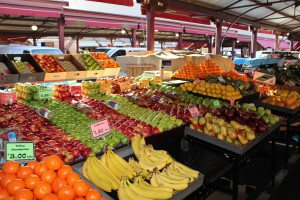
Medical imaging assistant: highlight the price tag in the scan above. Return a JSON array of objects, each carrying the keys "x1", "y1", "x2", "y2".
[
  {"x1": 189, "y1": 107, "x2": 200, "y2": 118},
  {"x1": 0, "y1": 92, "x2": 17, "y2": 104},
  {"x1": 141, "y1": 79, "x2": 149, "y2": 87},
  {"x1": 119, "y1": 81, "x2": 131, "y2": 92},
  {"x1": 4, "y1": 142, "x2": 35, "y2": 163},
  {"x1": 154, "y1": 76, "x2": 162, "y2": 83},
  {"x1": 90, "y1": 119, "x2": 111, "y2": 138},
  {"x1": 69, "y1": 85, "x2": 81, "y2": 96},
  {"x1": 38, "y1": 88, "x2": 53, "y2": 100},
  {"x1": 218, "y1": 76, "x2": 226, "y2": 83},
  {"x1": 230, "y1": 98, "x2": 235, "y2": 106}
]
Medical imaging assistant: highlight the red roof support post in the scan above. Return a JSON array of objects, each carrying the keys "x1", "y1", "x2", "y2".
[
  {"x1": 178, "y1": 32, "x2": 183, "y2": 50},
  {"x1": 232, "y1": 39, "x2": 236, "y2": 59},
  {"x1": 76, "y1": 36, "x2": 80, "y2": 53},
  {"x1": 58, "y1": 15, "x2": 65, "y2": 53},
  {"x1": 274, "y1": 33, "x2": 279, "y2": 51},
  {"x1": 251, "y1": 27, "x2": 258, "y2": 58},
  {"x1": 131, "y1": 29, "x2": 136, "y2": 47},
  {"x1": 146, "y1": 5, "x2": 155, "y2": 51},
  {"x1": 208, "y1": 35, "x2": 213, "y2": 53},
  {"x1": 33, "y1": 37, "x2": 37, "y2": 46},
  {"x1": 214, "y1": 20, "x2": 222, "y2": 55}
]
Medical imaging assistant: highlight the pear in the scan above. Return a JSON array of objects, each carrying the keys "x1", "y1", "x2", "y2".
[
  {"x1": 218, "y1": 119, "x2": 226, "y2": 127},
  {"x1": 206, "y1": 123, "x2": 213, "y2": 131},
  {"x1": 226, "y1": 137, "x2": 233, "y2": 143},
  {"x1": 237, "y1": 134, "x2": 249, "y2": 145},
  {"x1": 205, "y1": 113, "x2": 212, "y2": 119},
  {"x1": 231, "y1": 121, "x2": 242, "y2": 129},
  {"x1": 204, "y1": 127, "x2": 210, "y2": 135},
  {"x1": 234, "y1": 140, "x2": 242, "y2": 146},
  {"x1": 199, "y1": 117, "x2": 206, "y2": 125},
  {"x1": 217, "y1": 133, "x2": 225, "y2": 140},
  {"x1": 220, "y1": 126, "x2": 228, "y2": 137},
  {"x1": 212, "y1": 124, "x2": 221, "y2": 134},
  {"x1": 246, "y1": 131, "x2": 255, "y2": 141},
  {"x1": 228, "y1": 128, "x2": 237, "y2": 139}
]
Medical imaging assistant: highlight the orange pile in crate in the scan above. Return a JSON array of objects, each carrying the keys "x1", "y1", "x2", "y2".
[
  {"x1": 222, "y1": 70, "x2": 248, "y2": 82},
  {"x1": 91, "y1": 52, "x2": 119, "y2": 68},
  {"x1": 0, "y1": 156, "x2": 103, "y2": 200},
  {"x1": 91, "y1": 52, "x2": 110, "y2": 60},
  {"x1": 198, "y1": 60, "x2": 223, "y2": 77},
  {"x1": 172, "y1": 64, "x2": 202, "y2": 79}
]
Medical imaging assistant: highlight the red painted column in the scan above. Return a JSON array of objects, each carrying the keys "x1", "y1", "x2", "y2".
[
  {"x1": 33, "y1": 37, "x2": 37, "y2": 46},
  {"x1": 208, "y1": 35, "x2": 213, "y2": 53},
  {"x1": 251, "y1": 29, "x2": 257, "y2": 58},
  {"x1": 146, "y1": 5, "x2": 155, "y2": 51},
  {"x1": 214, "y1": 21, "x2": 222, "y2": 55},
  {"x1": 131, "y1": 29, "x2": 136, "y2": 47},
  {"x1": 232, "y1": 39, "x2": 236, "y2": 58},
  {"x1": 76, "y1": 36, "x2": 80, "y2": 53},
  {"x1": 58, "y1": 15, "x2": 65, "y2": 53},
  {"x1": 178, "y1": 32, "x2": 183, "y2": 50},
  {"x1": 274, "y1": 34, "x2": 279, "y2": 51},
  {"x1": 290, "y1": 40, "x2": 293, "y2": 51}
]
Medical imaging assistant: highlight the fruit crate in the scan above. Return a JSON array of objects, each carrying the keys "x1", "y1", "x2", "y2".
[
  {"x1": 72, "y1": 54, "x2": 105, "y2": 78},
  {"x1": 52, "y1": 54, "x2": 87, "y2": 80},
  {"x1": 184, "y1": 122, "x2": 280, "y2": 155},
  {"x1": 90, "y1": 52, "x2": 121, "y2": 77},
  {"x1": 32, "y1": 54, "x2": 67, "y2": 81},
  {"x1": 254, "y1": 97, "x2": 300, "y2": 116},
  {"x1": 126, "y1": 65, "x2": 156, "y2": 77},
  {"x1": 6, "y1": 54, "x2": 45, "y2": 83},
  {"x1": 72, "y1": 145, "x2": 205, "y2": 200},
  {"x1": 0, "y1": 54, "x2": 19, "y2": 84}
]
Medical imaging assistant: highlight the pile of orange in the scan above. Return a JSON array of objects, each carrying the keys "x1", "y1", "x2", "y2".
[
  {"x1": 222, "y1": 70, "x2": 248, "y2": 81},
  {"x1": 172, "y1": 64, "x2": 202, "y2": 79},
  {"x1": 90, "y1": 53, "x2": 119, "y2": 68},
  {"x1": 0, "y1": 155, "x2": 105, "y2": 200},
  {"x1": 198, "y1": 60, "x2": 223, "y2": 77}
]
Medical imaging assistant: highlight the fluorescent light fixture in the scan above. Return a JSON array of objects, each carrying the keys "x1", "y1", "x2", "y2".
[
  {"x1": 31, "y1": 25, "x2": 38, "y2": 31},
  {"x1": 155, "y1": 30, "x2": 159, "y2": 32},
  {"x1": 237, "y1": 40, "x2": 240, "y2": 43},
  {"x1": 175, "y1": 33, "x2": 179, "y2": 37},
  {"x1": 121, "y1": 29, "x2": 126, "y2": 34}
]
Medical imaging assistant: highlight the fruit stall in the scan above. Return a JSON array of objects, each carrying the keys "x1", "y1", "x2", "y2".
[{"x1": 0, "y1": 53, "x2": 299, "y2": 200}]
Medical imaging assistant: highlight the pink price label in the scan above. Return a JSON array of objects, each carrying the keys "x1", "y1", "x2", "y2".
[
  {"x1": 70, "y1": 86, "x2": 81, "y2": 96},
  {"x1": 230, "y1": 98, "x2": 235, "y2": 106},
  {"x1": 90, "y1": 119, "x2": 111, "y2": 138},
  {"x1": 0, "y1": 92, "x2": 17, "y2": 104},
  {"x1": 189, "y1": 107, "x2": 200, "y2": 118}
]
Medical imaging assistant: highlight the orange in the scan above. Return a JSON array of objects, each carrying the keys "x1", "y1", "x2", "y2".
[
  {"x1": 33, "y1": 181, "x2": 52, "y2": 200},
  {"x1": 51, "y1": 177, "x2": 67, "y2": 194},
  {"x1": 85, "y1": 189, "x2": 101, "y2": 200},
  {"x1": 44, "y1": 156, "x2": 62, "y2": 171},
  {"x1": 100, "y1": 198, "x2": 108, "y2": 200},
  {"x1": 6, "y1": 196, "x2": 14, "y2": 200},
  {"x1": 26, "y1": 161, "x2": 38, "y2": 170},
  {"x1": 41, "y1": 170, "x2": 57, "y2": 184},
  {"x1": 57, "y1": 165, "x2": 72, "y2": 179},
  {"x1": 17, "y1": 166, "x2": 33, "y2": 180},
  {"x1": 57, "y1": 185, "x2": 75, "y2": 200},
  {"x1": 0, "y1": 170, "x2": 4, "y2": 178},
  {"x1": 3, "y1": 161, "x2": 20, "y2": 175},
  {"x1": 0, "y1": 188, "x2": 10, "y2": 199},
  {"x1": 0, "y1": 173, "x2": 17, "y2": 188},
  {"x1": 33, "y1": 162, "x2": 48, "y2": 176},
  {"x1": 73, "y1": 179, "x2": 90, "y2": 197},
  {"x1": 74, "y1": 198, "x2": 85, "y2": 200},
  {"x1": 24, "y1": 174, "x2": 41, "y2": 190},
  {"x1": 6, "y1": 179, "x2": 25, "y2": 196},
  {"x1": 41, "y1": 193, "x2": 59, "y2": 200},
  {"x1": 14, "y1": 189, "x2": 33, "y2": 200},
  {"x1": 66, "y1": 172, "x2": 80, "y2": 186}
]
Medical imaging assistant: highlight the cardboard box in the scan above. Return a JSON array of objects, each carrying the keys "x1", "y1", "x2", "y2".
[
  {"x1": 103, "y1": 67, "x2": 121, "y2": 77},
  {"x1": 53, "y1": 54, "x2": 87, "y2": 80},
  {"x1": 0, "y1": 54, "x2": 19, "y2": 84},
  {"x1": 90, "y1": 53, "x2": 121, "y2": 77},
  {"x1": 253, "y1": 71, "x2": 276, "y2": 85},
  {"x1": 6, "y1": 54, "x2": 45, "y2": 83},
  {"x1": 72, "y1": 54, "x2": 105, "y2": 78},
  {"x1": 126, "y1": 65, "x2": 155, "y2": 77}
]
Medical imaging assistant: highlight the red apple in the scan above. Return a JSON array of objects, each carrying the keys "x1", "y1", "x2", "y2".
[
  {"x1": 71, "y1": 139, "x2": 80, "y2": 146},
  {"x1": 37, "y1": 154, "x2": 47, "y2": 162},
  {"x1": 64, "y1": 143, "x2": 74, "y2": 151},
  {"x1": 81, "y1": 147, "x2": 91, "y2": 157},
  {"x1": 47, "y1": 140, "x2": 57, "y2": 146},
  {"x1": 35, "y1": 148, "x2": 43, "y2": 158},
  {"x1": 53, "y1": 143, "x2": 63, "y2": 151},
  {"x1": 77, "y1": 143, "x2": 85, "y2": 151},
  {"x1": 64, "y1": 152, "x2": 75, "y2": 164},
  {"x1": 46, "y1": 148, "x2": 57, "y2": 156},
  {"x1": 36, "y1": 140, "x2": 46, "y2": 148},
  {"x1": 71, "y1": 148, "x2": 81, "y2": 159},
  {"x1": 41, "y1": 145, "x2": 51, "y2": 153}
]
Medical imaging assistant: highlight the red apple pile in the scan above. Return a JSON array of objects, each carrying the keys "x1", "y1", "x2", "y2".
[
  {"x1": 34, "y1": 55, "x2": 65, "y2": 73},
  {"x1": 53, "y1": 84, "x2": 71, "y2": 100},
  {"x1": 0, "y1": 103, "x2": 89, "y2": 163}
]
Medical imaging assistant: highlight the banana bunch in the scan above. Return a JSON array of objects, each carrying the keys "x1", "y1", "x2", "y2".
[
  {"x1": 131, "y1": 134, "x2": 146, "y2": 159},
  {"x1": 168, "y1": 160, "x2": 199, "y2": 179},
  {"x1": 118, "y1": 177, "x2": 173, "y2": 200},
  {"x1": 151, "y1": 171, "x2": 188, "y2": 191},
  {"x1": 82, "y1": 153, "x2": 120, "y2": 192},
  {"x1": 101, "y1": 147, "x2": 137, "y2": 179},
  {"x1": 128, "y1": 157, "x2": 152, "y2": 180}
]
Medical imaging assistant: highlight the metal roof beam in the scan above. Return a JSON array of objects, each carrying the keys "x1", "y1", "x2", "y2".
[
  {"x1": 263, "y1": 15, "x2": 300, "y2": 20},
  {"x1": 255, "y1": 2, "x2": 296, "y2": 21},
  {"x1": 218, "y1": 0, "x2": 242, "y2": 11},
  {"x1": 221, "y1": 0, "x2": 295, "y2": 10},
  {"x1": 165, "y1": 0, "x2": 287, "y2": 32}
]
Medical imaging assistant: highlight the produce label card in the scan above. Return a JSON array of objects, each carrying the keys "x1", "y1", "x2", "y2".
[
  {"x1": 230, "y1": 98, "x2": 235, "y2": 106},
  {"x1": 141, "y1": 79, "x2": 149, "y2": 87},
  {"x1": 154, "y1": 76, "x2": 162, "y2": 83},
  {"x1": 4, "y1": 142, "x2": 35, "y2": 163},
  {"x1": 119, "y1": 81, "x2": 131, "y2": 92},
  {"x1": 0, "y1": 92, "x2": 17, "y2": 104},
  {"x1": 70, "y1": 85, "x2": 82, "y2": 96},
  {"x1": 253, "y1": 71, "x2": 276, "y2": 85},
  {"x1": 38, "y1": 88, "x2": 53, "y2": 100},
  {"x1": 189, "y1": 107, "x2": 200, "y2": 118},
  {"x1": 90, "y1": 119, "x2": 111, "y2": 138},
  {"x1": 100, "y1": 83, "x2": 111, "y2": 94}
]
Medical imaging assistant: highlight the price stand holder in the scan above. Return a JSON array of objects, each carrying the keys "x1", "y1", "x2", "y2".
[
  {"x1": 230, "y1": 98, "x2": 235, "y2": 106},
  {"x1": 38, "y1": 88, "x2": 53, "y2": 100},
  {"x1": 189, "y1": 107, "x2": 200, "y2": 118},
  {"x1": 0, "y1": 92, "x2": 17, "y2": 105},
  {"x1": 4, "y1": 142, "x2": 35, "y2": 163},
  {"x1": 69, "y1": 85, "x2": 82, "y2": 96},
  {"x1": 90, "y1": 119, "x2": 111, "y2": 139}
]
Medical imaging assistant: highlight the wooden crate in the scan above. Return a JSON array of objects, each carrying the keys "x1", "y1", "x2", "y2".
[
  {"x1": 72, "y1": 54, "x2": 105, "y2": 78},
  {"x1": 0, "y1": 54, "x2": 19, "y2": 84},
  {"x1": 53, "y1": 54, "x2": 87, "y2": 80},
  {"x1": 126, "y1": 65, "x2": 155, "y2": 77},
  {"x1": 103, "y1": 67, "x2": 121, "y2": 77}
]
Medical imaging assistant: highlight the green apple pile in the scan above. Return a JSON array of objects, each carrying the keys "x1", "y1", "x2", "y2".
[
  {"x1": 81, "y1": 81, "x2": 100, "y2": 97},
  {"x1": 23, "y1": 99, "x2": 129, "y2": 154},
  {"x1": 82, "y1": 55, "x2": 103, "y2": 70},
  {"x1": 14, "y1": 83, "x2": 45, "y2": 101},
  {"x1": 12, "y1": 60, "x2": 36, "y2": 74}
]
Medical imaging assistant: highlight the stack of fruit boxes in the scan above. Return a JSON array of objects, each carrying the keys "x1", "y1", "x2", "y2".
[{"x1": 72, "y1": 54, "x2": 105, "y2": 78}]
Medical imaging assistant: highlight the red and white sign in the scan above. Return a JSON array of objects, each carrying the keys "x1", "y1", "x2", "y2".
[
  {"x1": 69, "y1": 85, "x2": 82, "y2": 96},
  {"x1": 189, "y1": 107, "x2": 200, "y2": 118},
  {"x1": 90, "y1": 119, "x2": 111, "y2": 138},
  {"x1": 0, "y1": 92, "x2": 17, "y2": 104}
]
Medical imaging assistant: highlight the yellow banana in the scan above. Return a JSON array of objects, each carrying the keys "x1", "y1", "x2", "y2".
[
  {"x1": 100, "y1": 152, "x2": 107, "y2": 166},
  {"x1": 150, "y1": 172, "x2": 160, "y2": 187},
  {"x1": 139, "y1": 155, "x2": 167, "y2": 171},
  {"x1": 173, "y1": 161, "x2": 199, "y2": 178},
  {"x1": 131, "y1": 134, "x2": 143, "y2": 159},
  {"x1": 128, "y1": 157, "x2": 149, "y2": 178},
  {"x1": 85, "y1": 157, "x2": 112, "y2": 192},
  {"x1": 124, "y1": 180, "x2": 152, "y2": 200},
  {"x1": 105, "y1": 151, "x2": 134, "y2": 179},
  {"x1": 157, "y1": 171, "x2": 189, "y2": 184},
  {"x1": 159, "y1": 171, "x2": 190, "y2": 183},
  {"x1": 155, "y1": 172, "x2": 188, "y2": 191},
  {"x1": 118, "y1": 180, "x2": 133, "y2": 200},
  {"x1": 135, "y1": 176, "x2": 173, "y2": 194},
  {"x1": 82, "y1": 160, "x2": 88, "y2": 179},
  {"x1": 146, "y1": 145, "x2": 168, "y2": 156},
  {"x1": 165, "y1": 167, "x2": 194, "y2": 183},
  {"x1": 108, "y1": 149, "x2": 136, "y2": 177}
]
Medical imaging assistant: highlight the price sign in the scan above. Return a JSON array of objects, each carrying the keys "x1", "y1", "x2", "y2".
[
  {"x1": 38, "y1": 88, "x2": 53, "y2": 100},
  {"x1": 0, "y1": 92, "x2": 17, "y2": 104},
  {"x1": 90, "y1": 119, "x2": 111, "y2": 138},
  {"x1": 189, "y1": 107, "x2": 200, "y2": 118},
  {"x1": 154, "y1": 76, "x2": 162, "y2": 83},
  {"x1": 230, "y1": 98, "x2": 235, "y2": 106},
  {"x1": 218, "y1": 76, "x2": 226, "y2": 83},
  {"x1": 5, "y1": 142, "x2": 35, "y2": 162},
  {"x1": 141, "y1": 79, "x2": 149, "y2": 87},
  {"x1": 69, "y1": 85, "x2": 81, "y2": 96},
  {"x1": 119, "y1": 81, "x2": 131, "y2": 92},
  {"x1": 100, "y1": 83, "x2": 111, "y2": 94}
]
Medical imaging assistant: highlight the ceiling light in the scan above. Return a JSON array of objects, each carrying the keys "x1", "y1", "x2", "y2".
[
  {"x1": 175, "y1": 33, "x2": 179, "y2": 37},
  {"x1": 31, "y1": 25, "x2": 38, "y2": 31},
  {"x1": 155, "y1": 29, "x2": 158, "y2": 32},
  {"x1": 287, "y1": 33, "x2": 290, "y2": 36},
  {"x1": 237, "y1": 40, "x2": 240, "y2": 43},
  {"x1": 121, "y1": 29, "x2": 126, "y2": 34}
]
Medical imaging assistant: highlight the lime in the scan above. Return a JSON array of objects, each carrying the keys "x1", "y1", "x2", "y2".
[{"x1": 120, "y1": 136, "x2": 130, "y2": 145}]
